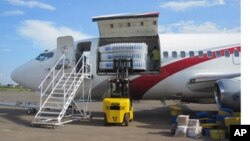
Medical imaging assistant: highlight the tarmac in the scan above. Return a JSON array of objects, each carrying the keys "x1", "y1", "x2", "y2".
[{"x1": 0, "y1": 91, "x2": 227, "y2": 141}]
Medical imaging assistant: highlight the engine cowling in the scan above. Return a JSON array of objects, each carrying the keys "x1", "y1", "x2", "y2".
[{"x1": 214, "y1": 78, "x2": 240, "y2": 111}]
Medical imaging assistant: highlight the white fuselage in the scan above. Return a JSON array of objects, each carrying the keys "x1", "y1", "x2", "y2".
[{"x1": 11, "y1": 33, "x2": 240, "y2": 101}]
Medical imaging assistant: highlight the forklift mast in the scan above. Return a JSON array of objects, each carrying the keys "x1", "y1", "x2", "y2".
[{"x1": 110, "y1": 59, "x2": 133, "y2": 98}]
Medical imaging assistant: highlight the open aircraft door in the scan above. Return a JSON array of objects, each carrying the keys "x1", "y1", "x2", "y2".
[
  {"x1": 92, "y1": 12, "x2": 161, "y2": 74},
  {"x1": 57, "y1": 36, "x2": 74, "y2": 71}
]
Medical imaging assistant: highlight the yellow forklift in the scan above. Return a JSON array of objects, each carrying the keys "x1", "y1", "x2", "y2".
[{"x1": 103, "y1": 59, "x2": 134, "y2": 126}]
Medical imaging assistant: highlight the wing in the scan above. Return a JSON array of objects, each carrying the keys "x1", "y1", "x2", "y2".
[{"x1": 186, "y1": 73, "x2": 240, "y2": 92}]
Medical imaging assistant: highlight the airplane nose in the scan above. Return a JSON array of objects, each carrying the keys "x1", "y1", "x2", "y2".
[
  {"x1": 11, "y1": 66, "x2": 25, "y2": 84},
  {"x1": 11, "y1": 60, "x2": 44, "y2": 90}
]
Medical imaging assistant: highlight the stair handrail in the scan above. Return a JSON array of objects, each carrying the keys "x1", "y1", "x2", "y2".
[
  {"x1": 38, "y1": 54, "x2": 65, "y2": 88},
  {"x1": 62, "y1": 63, "x2": 87, "y2": 103},
  {"x1": 38, "y1": 54, "x2": 65, "y2": 108},
  {"x1": 63, "y1": 64, "x2": 88, "y2": 96},
  {"x1": 62, "y1": 54, "x2": 84, "y2": 88},
  {"x1": 59, "y1": 70, "x2": 86, "y2": 121}
]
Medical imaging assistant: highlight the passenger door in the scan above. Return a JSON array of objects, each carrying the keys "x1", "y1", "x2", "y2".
[{"x1": 57, "y1": 36, "x2": 74, "y2": 70}]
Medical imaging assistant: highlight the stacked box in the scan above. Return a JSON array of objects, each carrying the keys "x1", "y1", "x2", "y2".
[
  {"x1": 177, "y1": 115, "x2": 189, "y2": 126},
  {"x1": 188, "y1": 119, "x2": 200, "y2": 127},
  {"x1": 174, "y1": 115, "x2": 189, "y2": 137},
  {"x1": 175, "y1": 126, "x2": 188, "y2": 137},
  {"x1": 187, "y1": 119, "x2": 202, "y2": 138},
  {"x1": 98, "y1": 42, "x2": 148, "y2": 70},
  {"x1": 187, "y1": 126, "x2": 202, "y2": 139},
  {"x1": 99, "y1": 61, "x2": 147, "y2": 70}
]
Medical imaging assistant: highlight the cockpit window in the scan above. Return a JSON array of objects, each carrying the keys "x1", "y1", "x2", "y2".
[{"x1": 36, "y1": 52, "x2": 54, "y2": 61}]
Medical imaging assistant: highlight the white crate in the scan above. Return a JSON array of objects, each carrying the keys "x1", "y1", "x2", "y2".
[
  {"x1": 188, "y1": 119, "x2": 200, "y2": 127},
  {"x1": 99, "y1": 60, "x2": 147, "y2": 70},
  {"x1": 99, "y1": 43, "x2": 148, "y2": 53},
  {"x1": 177, "y1": 115, "x2": 190, "y2": 126}
]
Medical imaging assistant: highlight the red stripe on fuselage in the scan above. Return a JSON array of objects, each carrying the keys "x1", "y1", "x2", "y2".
[{"x1": 130, "y1": 46, "x2": 240, "y2": 99}]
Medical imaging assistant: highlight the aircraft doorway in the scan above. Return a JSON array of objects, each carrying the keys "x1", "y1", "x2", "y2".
[{"x1": 76, "y1": 42, "x2": 91, "y2": 73}]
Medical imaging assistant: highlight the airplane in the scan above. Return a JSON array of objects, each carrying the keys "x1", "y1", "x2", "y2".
[{"x1": 10, "y1": 12, "x2": 240, "y2": 112}]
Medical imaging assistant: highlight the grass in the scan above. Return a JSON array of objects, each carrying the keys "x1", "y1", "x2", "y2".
[{"x1": 0, "y1": 87, "x2": 31, "y2": 92}]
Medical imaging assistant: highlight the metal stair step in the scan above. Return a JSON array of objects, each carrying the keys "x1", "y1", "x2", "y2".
[
  {"x1": 52, "y1": 93, "x2": 64, "y2": 96},
  {"x1": 35, "y1": 116, "x2": 58, "y2": 120},
  {"x1": 46, "y1": 101, "x2": 64, "y2": 104},
  {"x1": 54, "y1": 87, "x2": 74, "y2": 90},
  {"x1": 43, "y1": 106, "x2": 63, "y2": 110},
  {"x1": 39, "y1": 111, "x2": 61, "y2": 115},
  {"x1": 57, "y1": 84, "x2": 71, "y2": 87},
  {"x1": 50, "y1": 97, "x2": 65, "y2": 100},
  {"x1": 35, "y1": 55, "x2": 92, "y2": 127}
]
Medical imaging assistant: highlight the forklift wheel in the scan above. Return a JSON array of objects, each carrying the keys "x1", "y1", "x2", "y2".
[
  {"x1": 104, "y1": 114, "x2": 108, "y2": 126},
  {"x1": 124, "y1": 113, "x2": 129, "y2": 126}
]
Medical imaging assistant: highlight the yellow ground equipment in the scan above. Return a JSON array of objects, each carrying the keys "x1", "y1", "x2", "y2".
[
  {"x1": 103, "y1": 98, "x2": 133, "y2": 126},
  {"x1": 210, "y1": 129, "x2": 226, "y2": 140},
  {"x1": 103, "y1": 59, "x2": 134, "y2": 126}
]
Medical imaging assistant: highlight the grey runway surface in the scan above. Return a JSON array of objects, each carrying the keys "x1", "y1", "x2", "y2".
[{"x1": 0, "y1": 91, "x2": 226, "y2": 141}]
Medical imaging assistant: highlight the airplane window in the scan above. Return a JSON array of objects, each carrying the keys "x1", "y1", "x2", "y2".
[
  {"x1": 216, "y1": 51, "x2": 221, "y2": 57},
  {"x1": 163, "y1": 51, "x2": 168, "y2": 58},
  {"x1": 234, "y1": 50, "x2": 240, "y2": 57},
  {"x1": 36, "y1": 52, "x2": 54, "y2": 61},
  {"x1": 207, "y1": 51, "x2": 213, "y2": 58},
  {"x1": 189, "y1": 51, "x2": 195, "y2": 58},
  {"x1": 172, "y1": 51, "x2": 177, "y2": 58},
  {"x1": 141, "y1": 21, "x2": 144, "y2": 26},
  {"x1": 153, "y1": 21, "x2": 157, "y2": 25},
  {"x1": 198, "y1": 51, "x2": 204, "y2": 58},
  {"x1": 127, "y1": 22, "x2": 130, "y2": 27},
  {"x1": 110, "y1": 24, "x2": 114, "y2": 28},
  {"x1": 225, "y1": 50, "x2": 230, "y2": 57},
  {"x1": 180, "y1": 51, "x2": 186, "y2": 58}
]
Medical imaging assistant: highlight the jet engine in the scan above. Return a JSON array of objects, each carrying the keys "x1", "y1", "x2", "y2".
[{"x1": 214, "y1": 78, "x2": 240, "y2": 111}]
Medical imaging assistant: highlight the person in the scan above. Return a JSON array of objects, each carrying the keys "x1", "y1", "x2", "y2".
[{"x1": 150, "y1": 46, "x2": 160, "y2": 71}]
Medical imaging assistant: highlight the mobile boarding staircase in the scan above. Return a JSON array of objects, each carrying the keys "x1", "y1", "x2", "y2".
[{"x1": 32, "y1": 54, "x2": 92, "y2": 127}]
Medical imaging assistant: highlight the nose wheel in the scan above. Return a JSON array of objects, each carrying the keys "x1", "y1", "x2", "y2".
[{"x1": 26, "y1": 108, "x2": 37, "y2": 114}]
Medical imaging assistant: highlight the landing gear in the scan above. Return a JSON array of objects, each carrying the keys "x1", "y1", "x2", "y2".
[{"x1": 26, "y1": 108, "x2": 37, "y2": 114}]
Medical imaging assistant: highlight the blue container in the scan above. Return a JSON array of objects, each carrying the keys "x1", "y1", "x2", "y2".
[
  {"x1": 211, "y1": 114, "x2": 217, "y2": 119},
  {"x1": 170, "y1": 116, "x2": 177, "y2": 124},
  {"x1": 202, "y1": 128, "x2": 210, "y2": 136},
  {"x1": 195, "y1": 112, "x2": 209, "y2": 118},
  {"x1": 216, "y1": 115, "x2": 226, "y2": 121},
  {"x1": 206, "y1": 119, "x2": 217, "y2": 123},
  {"x1": 220, "y1": 107, "x2": 234, "y2": 114}
]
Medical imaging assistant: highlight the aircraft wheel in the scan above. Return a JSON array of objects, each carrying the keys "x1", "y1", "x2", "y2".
[
  {"x1": 26, "y1": 109, "x2": 32, "y2": 114},
  {"x1": 31, "y1": 108, "x2": 37, "y2": 113}
]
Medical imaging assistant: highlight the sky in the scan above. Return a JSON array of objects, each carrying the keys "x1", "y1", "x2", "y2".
[{"x1": 0, "y1": 0, "x2": 241, "y2": 85}]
